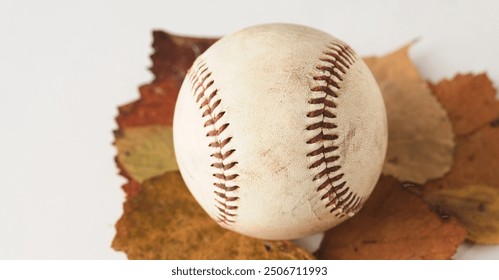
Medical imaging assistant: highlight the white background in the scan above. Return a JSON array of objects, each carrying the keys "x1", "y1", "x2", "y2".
[{"x1": 0, "y1": 0, "x2": 498, "y2": 259}]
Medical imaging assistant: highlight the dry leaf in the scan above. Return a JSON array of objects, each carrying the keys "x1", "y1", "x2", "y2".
[
  {"x1": 425, "y1": 185, "x2": 499, "y2": 244},
  {"x1": 316, "y1": 176, "x2": 467, "y2": 260},
  {"x1": 112, "y1": 171, "x2": 314, "y2": 260},
  {"x1": 364, "y1": 44, "x2": 454, "y2": 184},
  {"x1": 114, "y1": 125, "x2": 177, "y2": 183},
  {"x1": 120, "y1": 179, "x2": 142, "y2": 199},
  {"x1": 149, "y1": 31, "x2": 218, "y2": 84},
  {"x1": 425, "y1": 125, "x2": 499, "y2": 192},
  {"x1": 429, "y1": 73, "x2": 499, "y2": 136},
  {"x1": 116, "y1": 31, "x2": 217, "y2": 129},
  {"x1": 113, "y1": 31, "x2": 487, "y2": 259},
  {"x1": 425, "y1": 74, "x2": 499, "y2": 243},
  {"x1": 114, "y1": 31, "x2": 217, "y2": 198}
]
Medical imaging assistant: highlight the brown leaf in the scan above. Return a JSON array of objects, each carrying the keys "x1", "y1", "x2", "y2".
[
  {"x1": 149, "y1": 31, "x2": 219, "y2": 84},
  {"x1": 112, "y1": 171, "x2": 314, "y2": 260},
  {"x1": 316, "y1": 176, "x2": 467, "y2": 260},
  {"x1": 424, "y1": 74, "x2": 499, "y2": 243},
  {"x1": 364, "y1": 44, "x2": 454, "y2": 184},
  {"x1": 114, "y1": 125, "x2": 177, "y2": 183},
  {"x1": 116, "y1": 31, "x2": 217, "y2": 128}
]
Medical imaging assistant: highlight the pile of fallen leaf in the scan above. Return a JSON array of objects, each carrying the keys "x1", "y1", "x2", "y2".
[{"x1": 112, "y1": 31, "x2": 499, "y2": 259}]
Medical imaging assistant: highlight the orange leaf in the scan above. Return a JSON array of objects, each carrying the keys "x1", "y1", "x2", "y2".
[
  {"x1": 430, "y1": 73, "x2": 499, "y2": 136},
  {"x1": 425, "y1": 74, "x2": 499, "y2": 243}
]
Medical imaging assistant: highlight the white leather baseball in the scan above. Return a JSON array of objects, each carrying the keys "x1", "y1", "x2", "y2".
[{"x1": 173, "y1": 23, "x2": 387, "y2": 240}]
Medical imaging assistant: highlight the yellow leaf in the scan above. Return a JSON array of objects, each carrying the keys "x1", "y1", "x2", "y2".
[
  {"x1": 112, "y1": 171, "x2": 314, "y2": 260},
  {"x1": 425, "y1": 185, "x2": 499, "y2": 244},
  {"x1": 115, "y1": 125, "x2": 177, "y2": 183}
]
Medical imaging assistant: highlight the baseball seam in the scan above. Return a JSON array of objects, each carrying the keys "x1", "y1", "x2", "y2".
[
  {"x1": 307, "y1": 42, "x2": 364, "y2": 218},
  {"x1": 188, "y1": 59, "x2": 239, "y2": 226}
]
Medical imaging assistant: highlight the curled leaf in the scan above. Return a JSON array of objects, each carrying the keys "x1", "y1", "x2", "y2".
[{"x1": 364, "y1": 44, "x2": 454, "y2": 184}]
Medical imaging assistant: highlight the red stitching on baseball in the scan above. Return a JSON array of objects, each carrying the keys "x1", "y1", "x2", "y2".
[
  {"x1": 307, "y1": 41, "x2": 364, "y2": 218},
  {"x1": 189, "y1": 59, "x2": 239, "y2": 226},
  {"x1": 307, "y1": 145, "x2": 338, "y2": 157}
]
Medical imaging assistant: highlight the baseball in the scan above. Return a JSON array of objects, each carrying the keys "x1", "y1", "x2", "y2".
[{"x1": 173, "y1": 23, "x2": 387, "y2": 240}]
